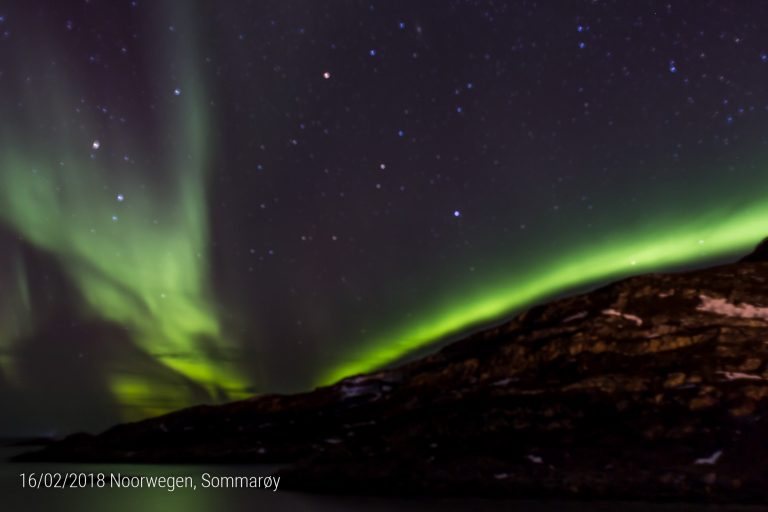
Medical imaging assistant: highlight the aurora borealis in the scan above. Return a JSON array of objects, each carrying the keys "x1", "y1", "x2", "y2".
[
  {"x1": 0, "y1": 13, "x2": 252, "y2": 410},
  {"x1": 3, "y1": 0, "x2": 768, "y2": 434}
]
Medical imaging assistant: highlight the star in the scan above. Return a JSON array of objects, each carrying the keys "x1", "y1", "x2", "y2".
[
  {"x1": 91, "y1": 140, "x2": 100, "y2": 150},
  {"x1": 322, "y1": 71, "x2": 331, "y2": 79}
]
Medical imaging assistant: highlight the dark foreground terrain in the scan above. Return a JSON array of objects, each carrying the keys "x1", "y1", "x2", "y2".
[{"x1": 16, "y1": 240, "x2": 768, "y2": 502}]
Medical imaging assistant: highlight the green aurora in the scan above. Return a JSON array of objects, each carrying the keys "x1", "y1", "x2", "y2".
[
  {"x1": 1, "y1": 2, "x2": 768, "y2": 424},
  {"x1": 0, "y1": 9, "x2": 251, "y2": 419},
  {"x1": 319, "y1": 206, "x2": 766, "y2": 385}
]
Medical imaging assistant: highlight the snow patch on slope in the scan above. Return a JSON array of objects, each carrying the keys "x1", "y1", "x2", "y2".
[
  {"x1": 694, "y1": 450, "x2": 722, "y2": 465},
  {"x1": 602, "y1": 308, "x2": 643, "y2": 326},
  {"x1": 697, "y1": 295, "x2": 768, "y2": 321},
  {"x1": 717, "y1": 371, "x2": 764, "y2": 381},
  {"x1": 563, "y1": 311, "x2": 588, "y2": 323}
]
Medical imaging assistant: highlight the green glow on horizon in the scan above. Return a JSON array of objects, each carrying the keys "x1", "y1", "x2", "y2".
[
  {"x1": 0, "y1": 8, "x2": 251, "y2": 417},
  {"x1": 319, "y1": 204, "x2": 768, "y2": 385}
]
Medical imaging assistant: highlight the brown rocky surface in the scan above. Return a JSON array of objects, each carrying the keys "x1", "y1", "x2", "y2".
[{"x1": 15, "y1": 243, "x2": 768, "y2": 502}]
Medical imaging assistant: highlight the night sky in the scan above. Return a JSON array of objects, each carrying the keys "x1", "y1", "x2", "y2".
[{"x1": 2, "y1": 0, "x2": 768, "y2": 435}]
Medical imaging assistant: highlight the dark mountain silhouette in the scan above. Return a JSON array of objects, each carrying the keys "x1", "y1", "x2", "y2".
[
  {"x1": 741, "y1": 236, "x2": 768, "y2": 262},
  {"x1": 16, "y1": 240, "x2": 768, "y2": 502}
]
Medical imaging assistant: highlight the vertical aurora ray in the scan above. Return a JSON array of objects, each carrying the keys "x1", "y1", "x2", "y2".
[
  {"x1": 0, "y1": 4, "x2": 251, "y2": 419},
  {"x1": 0, "y1": 249, "x2": 32, "y2": 386}
]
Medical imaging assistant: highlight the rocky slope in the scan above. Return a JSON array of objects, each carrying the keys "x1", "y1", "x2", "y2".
[{"x1": 15, "y1": 240, "x2": 768, "y2": 502}]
